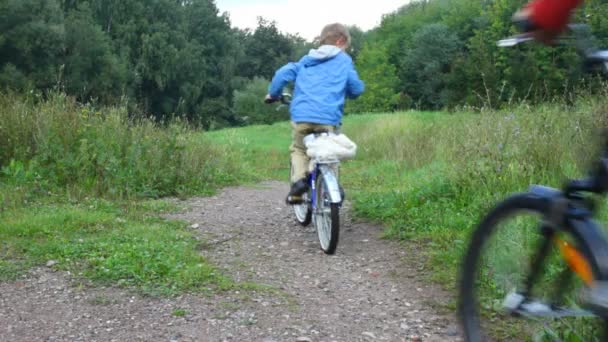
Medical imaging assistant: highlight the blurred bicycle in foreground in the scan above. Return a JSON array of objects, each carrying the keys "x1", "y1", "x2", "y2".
[{"x1": 459, "y1": 25, "x2": 608, "y2": 341}]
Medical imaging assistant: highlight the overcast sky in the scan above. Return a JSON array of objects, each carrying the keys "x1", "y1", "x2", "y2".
[{"x1": 215, "y1": 0, "x2": 408, "y2": 41}]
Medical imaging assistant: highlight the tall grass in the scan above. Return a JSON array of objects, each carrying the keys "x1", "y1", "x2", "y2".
[
  {"x1": 346, "y1": 112, "x2": 453, "y2": 169},
  {"x1": 340, "y1": 99, "x2": 608, "y2": 287},
  {"x1": 0, "y1": 92, "x2": 245, "y2": 205},
  {"x1": 202, "y1": 121, "x2": 292, "y2": 181}
]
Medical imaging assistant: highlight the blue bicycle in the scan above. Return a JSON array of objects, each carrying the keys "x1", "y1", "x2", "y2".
[{"x1": 266, "y1": 93, "x2": 343, "y2": 254}]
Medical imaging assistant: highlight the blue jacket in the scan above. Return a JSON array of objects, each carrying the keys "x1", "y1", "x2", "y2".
[{"x1": 268, "y1": 45, "x2": 365, "y2": 126}]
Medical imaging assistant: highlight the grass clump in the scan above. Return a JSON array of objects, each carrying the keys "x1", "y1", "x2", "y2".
[
  {"x1": 0, "y1": 92, "x2": 245, "y2": 202},
  {"x1": 0, "y1": 198, "x2": 232, "y2": 295}
]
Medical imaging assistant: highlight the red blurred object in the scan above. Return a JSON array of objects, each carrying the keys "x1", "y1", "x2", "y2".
[{"x1": 527, "y1": 0, "x2": 583, "y2": 31}]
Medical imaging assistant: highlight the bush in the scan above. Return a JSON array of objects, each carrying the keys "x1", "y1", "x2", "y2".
[
  {"x1": 232, "y1": 77, "x2": 290, "y2": 125},
  {"x1": 348, "y1": 45, "x2": 400, "y2": 113},
  {"x1": 0, "y1": 92, "x2": 243, "y2": 199}
]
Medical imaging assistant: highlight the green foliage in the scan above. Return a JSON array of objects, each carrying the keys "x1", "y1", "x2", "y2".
[
  {"x1": 349, "y1": 45, "x2": 400, "y2": 113},
  {"x1": 0, "y1": 92, "x2": 245, "y2": 198},
  {"x1": 63, "y1": 3, "x2": 126, "y2": 104},
  {"x1": 359, "y1": 0, "x2": 607, "y2": 110},
  {"x1": 4, "y1": 0, "x2": 608, "y2": 116},
  {"x1": 401, "y1": 23, "x2": 461, "y2": 109},
  {"x1": 237, "y1": 18, "x2": 298, "y2": 80},
  {"x1": 0, "y1": 1, "x2": 319, "y2": 126},
  {"x1": 0, "y1": 200, "x2": 233, "y2": 295},
  {"x1": 0, "y1": 0, "x2": 65, "y2": 90},
  {"x1": 0, "y1": 0, "x2": 241, "y2": 126},
  {"x1": 172, "y1": 308, "x2": 188, "y2": 317},
  {"x1": 346, "y1": 25, "x2": 366, "y2": 61},
  {"x1": 232, "y1": 77, "x2": 289, "y2": 125}
]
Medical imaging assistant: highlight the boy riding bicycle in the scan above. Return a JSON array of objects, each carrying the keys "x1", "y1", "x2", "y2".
[{"x1": 265, "y1": 23, "x2": 365, "y2": 204}]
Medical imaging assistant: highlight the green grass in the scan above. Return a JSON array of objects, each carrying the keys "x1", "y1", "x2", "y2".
[
  {"x1": 201, "y1": 121, "x2": 292, "y2": 181},
  {"x1": 4, "y1": 90, "x2": 608, "y2": 311},
  {"x1": 203, "y1": 99, "x2": 608, "y2": 290},
  {"x1": 172, "y1": 308, "x2": 188, "y2": 317},
  {"x1": 0, "y1": 198, "x2": 233, "y2": 295}
]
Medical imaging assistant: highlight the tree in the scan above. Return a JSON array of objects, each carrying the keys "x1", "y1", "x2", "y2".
[
  {"x1": 349, "y1": 45, "x2": 400, "y2": 113},
  {"x1": 347, "y1": 25, "x2": 366, "y2": 61},
  {"x1": 401, "y1": 23, "x2": 461, "y2": 109},
  {"x1": 0, "y1": 0, "x2": 65, "y2": 90},
  {"x1": 237, "y1": 17, "x2": 295, "y2": 80},
  {"x1": 63, "y1": 3, "x2": 127, "y2": 104}
]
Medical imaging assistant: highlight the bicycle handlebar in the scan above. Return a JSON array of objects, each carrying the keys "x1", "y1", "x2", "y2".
[
  {"x1": 565, "y1": 178, "x2": 601, "y2": 195},
  {"x1": 264, "y1": 92, "x2": 292, "y2": 105},
  {"x1": 565, "y1": 155, "x2": 608, "y2": 196},
  {"x1": 498, "y1": 24, "x2": 608, "y2": 73}
]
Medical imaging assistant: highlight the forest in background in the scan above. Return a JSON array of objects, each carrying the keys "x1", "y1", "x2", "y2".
[{"x1": 2, "y1": 0, "x2": 608, "y2": 128}]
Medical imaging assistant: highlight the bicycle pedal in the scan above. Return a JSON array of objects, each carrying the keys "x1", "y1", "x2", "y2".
[
  {"x1": 285, "y1": 195, "x2": 304, "y2": 205},
  {"x1": 504, "y1": 294, "x2": 555, "y2": 317},
  {"x1": 504, "y1": 292, "x2": 594, "y2": 318},
  {"x1": 582, "y1": 281, "x2": 608, "y2": 317},
  {"x1": 518, "y1": 301, "x2": 554, "y2": 316},
  {"x1": 516, "y1": 305, "x2": 594, "y2": 318},
  {"x1": 503, "y1": 292, "x2": 526, "y2": 311}
]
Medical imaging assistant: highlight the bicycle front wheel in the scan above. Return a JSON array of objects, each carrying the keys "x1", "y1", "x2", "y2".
[
  {"x1": 290, "y1": 162, "x2": 312, "y2": 226},
  {"x1": 293, "y1": 190, "x2": 312, "y2": 226},
  {"x1": 459, "y1": 193, "x2": 608, "y2": 341},
  {"x1": 314, "y1": 171, "x2": 339, "y2": 254}
]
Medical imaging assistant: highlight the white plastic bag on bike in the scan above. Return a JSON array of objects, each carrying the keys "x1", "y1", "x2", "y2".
[{"x1": 304, "y1": 133, "x2": 357, "y2": 161}]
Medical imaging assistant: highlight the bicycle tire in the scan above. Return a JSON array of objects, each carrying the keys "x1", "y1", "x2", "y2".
[
  {"x1": 293, "y1": 189, "x2": 312, "y2": 226},
  {"x1": 459, "y1": 193, "x2": 608, "y2": 341},
  {"x1": 289, "y1": 162, "x2": 312, "y2": 226},
  {"x1": 314, "y1": 171, "x2": 339, "y2": 254}
]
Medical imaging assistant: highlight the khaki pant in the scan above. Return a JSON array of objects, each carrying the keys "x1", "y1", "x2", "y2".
[{"x1": 290, "y1": 122, "x2": 336, "y2": 183}]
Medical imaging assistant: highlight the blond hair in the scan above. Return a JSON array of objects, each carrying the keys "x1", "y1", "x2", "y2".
[{"x1": 319, "y1": 23, "x2": 351, "y2": 47}]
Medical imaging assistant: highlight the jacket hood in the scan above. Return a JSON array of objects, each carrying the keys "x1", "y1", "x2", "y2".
[{"x1": 303, "y1": 45, "x2": 343, "y2": 67}]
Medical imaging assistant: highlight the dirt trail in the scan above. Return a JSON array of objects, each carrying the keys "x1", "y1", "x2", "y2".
[{"x1": 0, "y1": 181, "x2": 460, "y2": 342}]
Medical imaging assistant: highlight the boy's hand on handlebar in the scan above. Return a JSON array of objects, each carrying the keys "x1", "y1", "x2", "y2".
[{"x1": 264, "y1": 94, "x2": 278, "y2": 104}]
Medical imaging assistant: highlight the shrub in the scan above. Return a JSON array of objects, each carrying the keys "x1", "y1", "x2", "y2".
[
  {"x1": 0, "y1": 92, "x2": 243, "y2": 199},
  {"x1": 232, "y1": 77, "x2": 290, "y2": 125}
]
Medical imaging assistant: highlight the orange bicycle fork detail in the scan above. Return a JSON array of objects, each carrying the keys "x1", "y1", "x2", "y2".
[{"x1": 555, "y1": 237, "x2": 594, "y2": 286}]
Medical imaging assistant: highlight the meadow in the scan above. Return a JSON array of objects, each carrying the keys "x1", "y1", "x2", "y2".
[
  {"x1": 206, "y1": 99, "x2": 608, "y2": 287},
  {"x1": 2, "y1": 91, "x2": 608, "y2": 297}
]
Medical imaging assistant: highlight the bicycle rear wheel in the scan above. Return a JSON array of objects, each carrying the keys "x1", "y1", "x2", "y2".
[
  {"x1": 459, "y1": 193, "x2": 608, "y2": 341},
  {"x1": 314, "y1": 171, "x2": 339, "y2": 254}
]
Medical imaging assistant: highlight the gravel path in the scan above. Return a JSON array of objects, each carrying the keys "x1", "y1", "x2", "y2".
[{"x1": 0, "y1": 181, "x2": 461, "y2": 342}]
